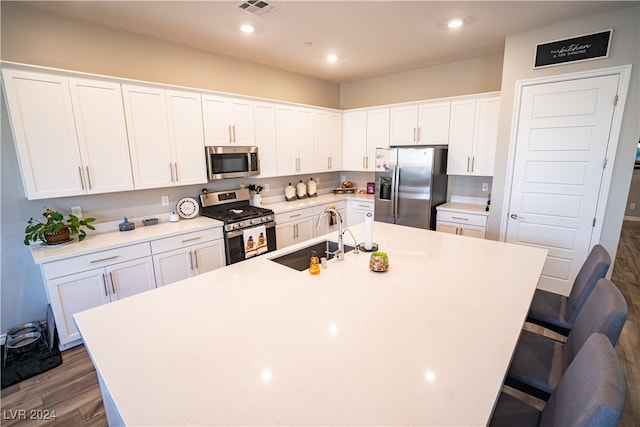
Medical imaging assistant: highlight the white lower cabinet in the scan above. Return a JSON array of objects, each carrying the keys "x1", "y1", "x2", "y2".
[
  {"x1": 346, "y1": 199, "x2": 374, "y2": 227},
  {"x1": 436, "y1": 210, "x2": 487, "y2": 239},
  {"x1": 275, "y1": 208, "x2": 314, "y2": 249},
  {"x1": 42, "y1": 243, "x2": 156, "y2": 349},
  {"x1": 151, "y1": 228, "x2": 225, "y2": 287}
]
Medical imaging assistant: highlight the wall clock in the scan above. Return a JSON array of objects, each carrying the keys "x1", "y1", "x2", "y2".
[{"x1": 176, "y1": 197, "x2": 199, "y2": 219}]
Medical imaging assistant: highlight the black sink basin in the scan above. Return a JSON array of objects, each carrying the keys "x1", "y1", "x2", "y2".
[{"x1": 270, "y1": 240, "x2": 355, "y2": 271}]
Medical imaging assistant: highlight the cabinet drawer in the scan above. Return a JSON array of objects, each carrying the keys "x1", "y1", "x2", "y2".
[
  {"x1": 275, "y1": 207, "x2": 313, "y2": 224},
  {"x1": 151, "y1": 228, "x2": 223, "y2": 254},
  {"x1": 42, "y1": 243, "x2": 151, "y2": 279},
  {"x1": 437, "y1": 210, "x2": 487, "y2": 227}
]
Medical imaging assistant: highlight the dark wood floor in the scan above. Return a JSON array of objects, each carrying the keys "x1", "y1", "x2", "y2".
[{"x1": 2, "y1": 221, "x2": 639, "y2": 426}]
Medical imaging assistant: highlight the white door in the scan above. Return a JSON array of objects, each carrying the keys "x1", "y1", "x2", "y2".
[
  {"x1": 122, "y1": 84, "x2": 173, "y2": 189},
  {"x1": 69, "y1": 77, "x2": 134, "y2": 194},
  {"x1": 107, "y1": 258, "x2": 156, "y2": 301},
  {"x1": 165, "y1": 90, "x2": 207, "y2": 186},
  {"x1": 192, "y1": 240, "x2": 226, "y2": 275},
  {"x1": 49, "y1": 268, "x2": 110, "y2": 346},
  {"x1": 342, "y1": 111, "x2": 367, "y2": 171},
  {"x1": 2, "y1": 69, "x2": 85, "y2": 199},
  {"x1": 389, "y1": 104, "x2": 418, "y2": 146},
  {"x1": 153, "y1": 248, "x2": 194, "y2": 287},
  {"x1": 506, "y1": 74, "x2": 620, "y2": 295}
]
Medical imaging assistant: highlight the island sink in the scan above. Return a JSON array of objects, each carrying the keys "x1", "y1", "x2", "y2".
[{"x1": 270, "y1": 240, "x2": 355, "y2": 271}]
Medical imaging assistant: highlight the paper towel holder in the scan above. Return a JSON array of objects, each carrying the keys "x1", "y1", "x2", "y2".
[{"x1": 357, "y1": 242, "x2": 379, "y2": 252}]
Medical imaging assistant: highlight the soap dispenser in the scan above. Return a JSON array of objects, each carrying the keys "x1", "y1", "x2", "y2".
[{"x1": 309, "y1": 250, "x2": 320, "y2": 275}]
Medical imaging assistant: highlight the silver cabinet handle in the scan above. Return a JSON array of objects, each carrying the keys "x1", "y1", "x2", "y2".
[
  {"x1": 90, "y1": 255, "x2": 119, "y2": 264},
  {"x1": 510, "y1": 213, "x2": 525, "y2": 220},
  {"x1": 289, "y1": 213, "x2": 302, "y2": 218},
  {"x1": 169, "y1": 163, "x2": 175, "y2": 182},
  {"x1": 471, "y1": 156, "x2": 475, "y2": 172},
  {"x1": 366, "y1": 156, "x2": 369, "y2": 169},
  {"x1": 172, "y1": 163, "x2": 179, "y2": 182},
  {"x1": 189, "y1": 251, "x2": 194, "y2": 270},
  {"x1": 413, "y1": 127, "x2": 417, "y2": 142},
  {"x1": 228, "y1": 125, "x2": 233, "y2": 143},
  {"x1": 78, "y1": 166, "x2": 86, "y2": 190},
  {"x1": 102, "y1": 274, "x2": 108, "y2": 297},
  {"x1": 363, "y1": 156, "x2": 366, "y2": 169},
  {"x1": 181, "y1": 236, "x2": 202, "y2": 243},
  {"x1": 85, "y1": 166, "x2": 92, "y2": 189},
  {"x1": 193, "y1": 251, "x2": 199, "y2": 270},
  {"x1": 109, "y1": 271, "x2": 116, "y2": 294},
  {"x1": 467, "y1": 157, "x2": 471, "y2": 172},
  {"x1": 232, "y1": 125, "x2": 237, "y2": 143},
  {"x1": 451, "y1": 216, "x2": 469, "y2": 221},
  {"x1": 416, "y1": 127, "x2": 421, "y2": 142}
]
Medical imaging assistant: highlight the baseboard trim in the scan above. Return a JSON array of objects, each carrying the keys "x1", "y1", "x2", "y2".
[{"x1": 623, "y1": 216, "x2": 640, "y2": 222}]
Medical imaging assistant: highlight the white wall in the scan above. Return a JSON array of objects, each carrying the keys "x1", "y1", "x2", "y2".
[{"x1": 490, "y1": 5, "x2": 640, "y2": 269}]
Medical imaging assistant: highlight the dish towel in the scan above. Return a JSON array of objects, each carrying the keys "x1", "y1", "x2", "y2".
[{"x1": 244, "y1": 225, "x2": 267, "y2": 259}]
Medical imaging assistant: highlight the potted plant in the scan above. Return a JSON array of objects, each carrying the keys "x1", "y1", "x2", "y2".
[{"x1": 24, "y1": 207, "x2": 96, "y2": 245}]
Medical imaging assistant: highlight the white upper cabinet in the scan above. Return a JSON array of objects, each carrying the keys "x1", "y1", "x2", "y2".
[
  {"x1": 276, "y1": 104, "x2": 314, "y2": 175},
  {"x1": 2, "y1": 68, "x2": 132, "y2": 199},
  {"x1": 342, "y1": 108, "x2": 389, "y2": 171},
  {"x1": 314, "y1": 110, "x2": 342, "y2": 172},
  {"x1": 202, "y1": 95, "x2": 255, "y2": 146},
  {"x1": 447, "y1": 95, "x2": 500, "y2": 176},
  {"x1": 122, "y1": 84, "x2": 206, "y2": 189},
  {"x1": 390, "y1": 100, "x2": 450, "y2": 146},
  {"x1": 342, "y1": 110, "x2": 367, "y2": 171},
  {"x1": 165, "y1": 90, "x2": 208, "y2": 185},
  {"x1": 253, "y1": 102, "x2": 278, "y2": 177},
  {"x1": 68, "y1": 77, "x2": 133, "y2": 194}
]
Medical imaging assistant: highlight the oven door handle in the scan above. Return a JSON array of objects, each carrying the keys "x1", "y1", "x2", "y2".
[{"x1": 226, "y1": 221, "x2": 276, "y2": 239}]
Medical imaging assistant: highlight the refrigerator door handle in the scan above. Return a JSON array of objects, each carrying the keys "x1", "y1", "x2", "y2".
[{"x1": 392, "y1": 165, "x2": 401, "y2": 221}]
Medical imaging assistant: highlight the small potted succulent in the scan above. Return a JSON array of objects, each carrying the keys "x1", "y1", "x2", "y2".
[{"x1": 24, "y1": 207, "x2": 96, "y2": 245}]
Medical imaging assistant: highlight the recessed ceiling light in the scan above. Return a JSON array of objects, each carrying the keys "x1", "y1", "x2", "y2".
[
  {"x1": 240, "y1": 24, "x2": 255, "y2": 33},
  {"x1": 326, "y1": 54, "x2": 338, "y2": 63},
  {"x1": 448, "y1": 19, "x2": 464, "y2": 29}
]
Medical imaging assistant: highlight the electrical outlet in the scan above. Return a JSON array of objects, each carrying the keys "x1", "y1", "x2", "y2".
[
  {"x1": 315, "y1": 177, "x2": 319, "y2": 184},
  {"x1": 630, "y1": 203, "x2": 637, "y2": 210},
  {"x1": 71, "y1": 206, "x2": 82, "y2": 218},
  {"x1": 161, "y1": 196, "x2": 169, "y2": 206},
  {"x1": 264, "y1": 184, "x2": 270, "y2": 192},
  {"x1": 341, "y1": 175, "x2": 346, "y2": 182},
  {"x1": 482, "y1": 182, "x2": 489, "y2": 192}
]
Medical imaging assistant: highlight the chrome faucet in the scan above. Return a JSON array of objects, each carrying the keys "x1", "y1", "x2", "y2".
[{"x1": 315, "y1": 208, "x2": 344, "y2": 261}]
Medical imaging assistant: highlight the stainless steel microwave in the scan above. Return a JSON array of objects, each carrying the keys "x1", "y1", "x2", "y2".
[{"x1": 206, "y1": 146, "x2": 260, "y2": 180}]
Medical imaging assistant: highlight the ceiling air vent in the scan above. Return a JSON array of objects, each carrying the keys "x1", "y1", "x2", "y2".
[{"x1": 236, "y1": 0, "x2": 279, "y2": 16}]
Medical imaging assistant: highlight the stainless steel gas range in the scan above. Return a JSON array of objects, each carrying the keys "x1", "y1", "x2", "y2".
[{"x1": 200, "y1": 188, "x2": 277, "y2": 265}]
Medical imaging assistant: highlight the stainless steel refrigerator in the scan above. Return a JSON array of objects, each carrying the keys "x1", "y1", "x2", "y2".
[{"x1": 374, "y1": 146, "x2": 448, "y2": 230}]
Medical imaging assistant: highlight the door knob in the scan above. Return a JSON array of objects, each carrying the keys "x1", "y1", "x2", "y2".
[{"x1": 510, "y1": 213, "x2": 524, "y2": 219}]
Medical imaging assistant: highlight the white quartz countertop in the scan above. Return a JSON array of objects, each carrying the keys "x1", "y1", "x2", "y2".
[
  {"x1": 264, "y1": 192, "x2": 373, "y2": 214},
  {"x1": 437, "y1": 201, "x2": 489, "y2": 216},
  {"x1": 74, "y1": 222, "x2": 546, "y2": 426},
  {"x1": 29, "y1": 216, "x2": 223, "y2": 264}
]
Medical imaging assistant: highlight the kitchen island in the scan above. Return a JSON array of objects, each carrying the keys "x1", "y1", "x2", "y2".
[{"x1": 74, "y1": 221, "x2": 547, "y2": 426}]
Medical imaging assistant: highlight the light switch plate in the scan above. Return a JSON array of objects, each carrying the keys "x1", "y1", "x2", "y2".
[
  {"x1": 482, "y1": 183, "x2": 489, "y2": 192},
  {"x1": 71, "y1": 206, "x2": 82, "y2": 217},
  {"x1": 161, "y1": 196, "x2": 169, "y2": 206}
]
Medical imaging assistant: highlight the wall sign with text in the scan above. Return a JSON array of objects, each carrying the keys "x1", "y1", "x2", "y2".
[{"x1": 534, "y1": 29, "x2": 612, "y2": 68}]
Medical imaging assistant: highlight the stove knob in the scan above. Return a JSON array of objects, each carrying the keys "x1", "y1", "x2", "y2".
[
  {"x1": 250, "y1": 219, "x2": 256, "y2": 225},
  {"x1": 232, "y1": 224, "x2": 239, "y2": 230}
]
